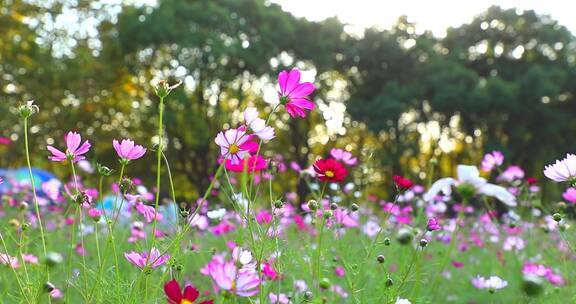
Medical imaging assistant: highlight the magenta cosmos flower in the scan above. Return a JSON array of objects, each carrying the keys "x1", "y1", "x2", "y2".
[
  {"x1": 124, "y1": 247, "x2": 169, "y2": 270},
  {"x1": 278, "y1": 69, "x2": 315, "y2": 118},
  {"x1": 47, "y1": 131, "x2": 91, "y2": 163},
  {"x1": 113, "y1": 139, "x2": 146, "y2": 163},
  {"x1": 214, "y1": 128, "x2": 257, "y2": 165},
  {"x1": 544, "y1": 153, "x2": 576, "y2": 183}
]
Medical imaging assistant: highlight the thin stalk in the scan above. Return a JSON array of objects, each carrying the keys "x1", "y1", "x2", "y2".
[
  {"x1": 0, "y1": 232, "x2": 32, "y2": 303},
  {"x1": 23, "y1": 117, "x2": 51, "y2": 300}
]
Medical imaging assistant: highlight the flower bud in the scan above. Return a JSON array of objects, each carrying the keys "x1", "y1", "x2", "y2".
[
  {"x1": 119, "y1": 177, "x2": 134, "y2": 194},
  {"x1": 19, "y1": 201, "x2": 29, "y2": 210},
  {"x1": 180, "y1": 209, "x2": 190, "y2": 218},
  {"x1": 350, "y1": 203, "x2": 359, "y2": 212},
  {"x1": 304, "y1": 291, "x2": 313, "y2": 301},
  {"x1": 319, "y1": 278, "x2": 331, "y2": 289},
  {"x1": 43, "y1": 282, "x2": 56, "y2": 293},
  {"x1": 274, "y1": 200, "x2": 285, "y2": 209},
  {"x1": 383, "y1": 238, "x2": 391, "y2": 246},
  {"x1": 553, "y1": 213, "x2": 562, "y2": 222},
  {"x1": 307, "y1": 200, "x2": 318, "y2": 211},
  {"x1": 376, "y1": 255, "x2": 385, "y2": 264},
  {"x1": 96, "y1": 163, "x2": 113, "y2": 176},
  {"x1": 396, "y1": 228, "x2": 413, "y2": 245},
  {"x1": 22, "y1": 222, "x2": 30, "y2": 231},
  {"x1": 419, "y1": 239, "x2": 428, "y2": 247},
  {"x1": 153, "y1": 80, "x2": 182, "y2": 99},
  {"x1": 385, "y1": 277, "x2": 394, "y2": 287},
  {"x1": 323, "y1": 210, "x2": 333, "y2": 219},
  {"x1": 330, "y1": 203, "x2": 338, "y2": 210},
  {"x1": 17, "y1": 100, "x2": 39, "y2": 118}
]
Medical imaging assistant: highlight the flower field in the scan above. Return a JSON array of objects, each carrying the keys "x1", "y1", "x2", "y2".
[{"x1": 0, "y1": 68, "x2": 575, "y2": 304}]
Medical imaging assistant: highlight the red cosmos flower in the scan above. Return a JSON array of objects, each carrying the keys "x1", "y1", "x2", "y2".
[
  {"x1": 164, "y1": 279, "x2": 213, "y2": 304},
  {"x1": 393, "y1": 175, "x2": 414, "y2": 189},
  {"x1": 313, "y1": 158, "x2": 348, "y2": 182},
  {"x1": 526, "y1": 177, "x2": 538, "y2": 185}
]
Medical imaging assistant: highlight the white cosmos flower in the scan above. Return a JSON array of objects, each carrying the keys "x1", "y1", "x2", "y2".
[
  {"x1": 243, "y1": 107, "x2": 275, "y2": 141},
  {"x1": 423, "y1": 165, "x2": 517, "y2": 207},
  {"x1": 207, "y1": 208, "x2": 226, "y2": 220}
]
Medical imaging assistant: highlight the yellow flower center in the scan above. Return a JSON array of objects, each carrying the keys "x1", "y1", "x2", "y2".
[
  {"x1": 181, "y1": 300, "x2": 193, "y2": 304},
  {"x1": 325, "y1": 170, "x2": 334, "y2": 178},
  {"x1": 229, "y1": 144, "x2": 240, "y2": 154}
]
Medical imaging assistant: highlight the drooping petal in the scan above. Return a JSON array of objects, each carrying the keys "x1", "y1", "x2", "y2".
[
  {"x1": 423, "y1": 178, "x2": 456, "y2": 202},
  {"x1": 164, "y1": 279, "x2": 183, "y2": 304}
]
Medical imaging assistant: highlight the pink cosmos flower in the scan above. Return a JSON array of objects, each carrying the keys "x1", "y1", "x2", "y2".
[
  {"x1": 562, "y1": 187, "x2": 576, "y2": 203},
  {"x1": 204, "y1": 255, "x2": 260, "y2": 297},
  {"x1": 278, "y1": 69, "x2": 315, "y2": 118},
  {"x1": 544, "y1": 153, "x2": 576, "y2": 182},
  {"x1": 22, "y1": 254, "x2": 38, "y2": 264},
  {"x1": 113, "y1": 139, "x2": 146, "y2": 162},
  {"x1": 50, "y1": 289, "x2": 63, "y2": 299},
  {"x1": 503, "y1": 236, "x2": 525, "y2": 251},
  {"x1": 214, "y1": 128, "x2": 257, "y2": 165},
  {"x1": 269, "y1": 293, "x2": 291, "y2": 304},
  {"x1": 330, "y1": 148, "x2": 358, "y2": 166},
  {"x1": 498, "y1": 165, "x2": 524, "y2": 182},
  {"x1": 243, "y1": 107, "x2": 275, "y2": 141},
  {"x1": 481, "y1": 151, "x2": 504, "y2": 172},
  {"x1": 124, "y1": 247, "x2": 169, "y2": 270},
  {"x1": 0, "y1": 253, "x2": 19, "y2": 268},
  {"x1": 522, "y1": 263, "x2": 565, "y2": 286},
  {"x1": 471, "y1": 275, "x2": 508, "y2": 291},
  {"x1": 47, "y1": 131, "x2": 91, "y2": 163},
  {"x1": 135, "y1": 203, "x2": 161, "y2": 223}
]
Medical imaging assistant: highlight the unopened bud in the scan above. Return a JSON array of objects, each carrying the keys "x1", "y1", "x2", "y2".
[
  {"x1": 385, "y1": 277, "x2": 394, "y2": 287},
  {"x1": 319, "y1": 278, "x2": 331, "y2": 289},
  {"x1": 419, "y1": 239, "x2": 428, "y2": 247},
  {"x1": 43, "y1": 282, "x2": 55, "y2": 293},
  {"x1": 553, "y1": 213, "x2": 562, "y2": 222},
  {"x1": 274, "y1": 200, "x2": 285, "y2": 209},
  {"x1": 307, "y1": 200, "x2": 318, "y2": 211},
  {"x1": 350, "y1": 203, "x2": 359, "y2": 212},
  {"x1": 330, "y1": 203, "x2": 338, "y2": 210},
  {"x1": 377, "y1": 255, "x2": 385, "y2": 263},
  {"x1": 323, "y1": 210, "x2": 333, "y2": 219}
]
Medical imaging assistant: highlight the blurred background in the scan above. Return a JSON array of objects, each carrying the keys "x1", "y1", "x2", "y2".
[{"x1": 1, "y1": 0, "x2": 575, "y2": 200}]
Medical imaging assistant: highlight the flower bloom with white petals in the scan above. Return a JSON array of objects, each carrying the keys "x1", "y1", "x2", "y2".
[
  {"x1": 47, "y1": 131, "x2": 91, "y2": 163},
  {"x1": 423, "y1": 165, "x2": 517, "y2": 207},
  {"x1": 113, "y1": 139, "x2": 146, "y2": 163},
  {"x1": 243, "y1": 107, "x2": 275, "y2": 141},
  {"x1": 214, "y1": 128, "x2": 256, "y2": 165},
  {"x1": 472, "y1": 275, "x2": 508, "y2": 292},
  {"x1": 544, "y1": 153, "x2": 576, "y2": 183},
  {"x1": 481, "y1": 151, "x2": 504, "y2": 172}
]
